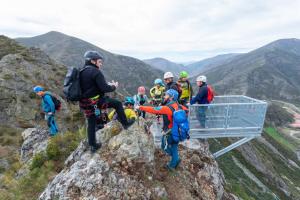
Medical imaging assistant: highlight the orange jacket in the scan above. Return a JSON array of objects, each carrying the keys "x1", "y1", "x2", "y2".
[{"x1": 139, "y1": 102, "x2": 188, "y2": 129}]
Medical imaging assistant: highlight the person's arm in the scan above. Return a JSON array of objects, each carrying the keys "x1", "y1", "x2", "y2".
[
  {"x1": 139, "y1": 105, "x2": 171, "y2": 115},
  {"x1": 95, "y1": 71, "x2": 116, "y2": 93},
  {"x1": 191, "y1": 87, "x2": 207, "y2": 105},
  {"x1": 44, "y1": 95, "x2": 55, "y2": 113},
  {"x1": 188, "y1": 81, "x2": 193, "y2": 101},
  {"x1": 149, "y1": 87, "x2": 155, "y2": 98}
]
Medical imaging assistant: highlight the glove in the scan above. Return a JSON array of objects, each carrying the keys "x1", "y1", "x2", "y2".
[{"x1": 134, "y1": 105, "x2": 140, "y2": 110}]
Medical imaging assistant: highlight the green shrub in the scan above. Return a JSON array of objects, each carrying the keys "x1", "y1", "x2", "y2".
[
  {"x1": 30, "y1": 152, "x2": 48, "y2": 170},
  {"x1": 46, "y1": 129, "x2": 85, "y2": 162}
]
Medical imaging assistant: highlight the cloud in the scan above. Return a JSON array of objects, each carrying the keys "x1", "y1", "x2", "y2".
[{"x1": 1, "y1": 0, "x2": 300, "y2": 62}]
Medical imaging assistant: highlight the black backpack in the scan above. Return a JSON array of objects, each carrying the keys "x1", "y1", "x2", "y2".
[
  {"x1": 44, "y1": 93, "x2": 62, "y2": 111},
  {"x1": 63, "y1": 66, "x2": 89, "y2": 101},
  {"x1": 51, "y1": 95, "x2": 62, "y2": 111}
]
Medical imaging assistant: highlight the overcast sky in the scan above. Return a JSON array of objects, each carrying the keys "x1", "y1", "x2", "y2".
[{"x1": 1, "y1": 0, "x2": 300, "y2": 62}]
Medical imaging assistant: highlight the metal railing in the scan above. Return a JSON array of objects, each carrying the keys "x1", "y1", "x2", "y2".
[{"x1": 189, "y1": 95, "x2": 267, "y2": 157}]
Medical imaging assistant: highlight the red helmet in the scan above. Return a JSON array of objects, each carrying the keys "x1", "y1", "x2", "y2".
[{"x1": 138, "y1": 86, "x2": 146, "y2": 94}]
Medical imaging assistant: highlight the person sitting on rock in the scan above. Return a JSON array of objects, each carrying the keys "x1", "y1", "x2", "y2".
[
  {"x1": 33, "y1": 85, "x2": 59, "y2": 136},
  {"x1": 108, "y1": 96, "x2": 137, "y2": 123},
  {"x1": 150, "y1": 79, "x2": 165, "y2": 106},
  {"x1": 136, "y1": 89, "x2": 188, "y2": 170},
  {"x1": 79, "y1": 51, "x2": 134, "y2": 153},
  {"x1": 133, "y1": 86, "x2": 149, "y2": 119}
]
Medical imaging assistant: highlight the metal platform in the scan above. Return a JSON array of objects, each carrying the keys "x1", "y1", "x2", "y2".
[{"x1": 189, "y1": 95, "x2": 267, "y2": 158}]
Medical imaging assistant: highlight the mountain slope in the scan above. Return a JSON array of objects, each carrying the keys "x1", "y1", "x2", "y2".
[
  {"x1": 143, "y1": 57, "x2": 184, "y2": 74},
  {"x1": 16, "y1": 31, "x2": 163, "y2": 95},
  {"x1": 195, "y1": 39, "x2": 300, "y2": 199},
  {"x1": 186, "y1": 53, "x2": 240, "y2": 75},
  {"x1": 197, "y1": 38, "x2": 300, "y2": 104}
]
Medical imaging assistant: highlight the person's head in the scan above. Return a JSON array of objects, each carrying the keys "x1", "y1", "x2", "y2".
[
  {"x1": 138, "y1": 86, "x2": 146, "y2": 95},
  {"x1": 33, "y1": 85, "x2": 45, "y2": 97},
  {"x1": 124, "y1": 97, "x2": 135, "y2": 108},
  {"x1": 179, "y1": 71, "x2": 188, "y2": 81},
  {"x1": 154, "y1": 79, "x2": 163, "y2": 87},
  {"x1": 164, "y1": 72, "x2": 174, "y2": 84},
  {"x1": 164, "y1": 89, "x2": 179, "y2": 103},
  {"x1": 196, "y1": 75, "x2": 207, "y2": 87},
  {"x1": 84, "y1": 51, "x2": 104, "y2": 69}
]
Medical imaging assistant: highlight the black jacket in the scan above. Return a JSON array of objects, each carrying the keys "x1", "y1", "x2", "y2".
[
  {"x1": 80, "y1": 65, "x2": 116, "y2": 98},
  {"x1": 190, "y1": 83, "x2": 208, "y2": 104}
]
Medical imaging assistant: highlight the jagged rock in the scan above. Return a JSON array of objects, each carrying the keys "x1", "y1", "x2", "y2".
[
  {"x1": 108, "y1": 120, "x2": 155, "y2": 164},
  {"x1": 39, "y1": 119, "x2": 228, "y2": 200},
  {"x1": 97, "y1": 121, "x2": 123, "y2": 145},
  {"x1": 20, "y1": 128, "x2": 49, "y2": 163}
]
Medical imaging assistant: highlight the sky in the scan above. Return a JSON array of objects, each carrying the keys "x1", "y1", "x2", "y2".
[{"x1": 1, "y1": 0, "x2": 300, "y2": 62}]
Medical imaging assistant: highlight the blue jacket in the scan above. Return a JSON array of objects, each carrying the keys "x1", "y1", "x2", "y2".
[
  {"x1": 190, "y1": 83, "x2": 209, "y2": 105},
  {"x1": 42, "y1": 92, "x2": 55, "y2": 113}
]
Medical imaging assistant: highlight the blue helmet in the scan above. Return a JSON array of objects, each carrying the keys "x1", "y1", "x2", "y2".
[
  {"x1": 165, "y1": 89, "x2": 178, "y2": 101},
  {"x1": 154, "y1": 78, "x2": 163, "y2": 85},
  {"x1": 124, "y1": 96, "x2": 135, "y2": 105},
  {"x1": 33, "y1": 85, "x2": 44, "y2": 93}
]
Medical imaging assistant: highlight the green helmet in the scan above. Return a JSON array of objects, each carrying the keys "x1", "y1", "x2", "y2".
[{"x1": 180, "y1": 71, "x2": 188, "y2": 78}]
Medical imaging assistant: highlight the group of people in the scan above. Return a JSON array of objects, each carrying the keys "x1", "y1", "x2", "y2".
[{"x1": 33, "y1": 50, "x2": 212, "y2": 171}]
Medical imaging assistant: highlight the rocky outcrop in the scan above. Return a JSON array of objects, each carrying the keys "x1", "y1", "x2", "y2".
[
  {"x1": 39, "y1": 119, "x2": 229, "y2": 200},
  {"x1": 20, "y1": 128, "x2": 49, "y2": 163}
]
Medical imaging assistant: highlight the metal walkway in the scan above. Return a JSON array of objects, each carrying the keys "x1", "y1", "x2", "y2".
[{"x1": 189, "y1": 95, "x2": 267, "y2": 158}]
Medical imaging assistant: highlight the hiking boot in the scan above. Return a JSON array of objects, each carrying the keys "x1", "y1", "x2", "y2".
[
  {"x1": 164, "y1": 164, "x2": 175, "y2": 171},
  {"x1": 175, "y1": 159, "x2": 181, "y2": 169},
  {"x1": 90, "y1": 143, "x2": 102, "y2": 153},
  {"x1": 122, "y1": 120, "x2": 134, "y2": 130}
]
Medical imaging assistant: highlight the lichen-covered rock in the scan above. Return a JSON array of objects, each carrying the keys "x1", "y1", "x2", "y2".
[
  {"x1": 20, "y1": 128, "x2": 49, "y2": 163},
  {"x1": 39, "y1": 118, "x2": 229, "y2": 200}
]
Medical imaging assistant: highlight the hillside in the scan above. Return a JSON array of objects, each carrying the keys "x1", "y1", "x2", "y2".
[
  {"x1": 198, "y1": 39, "x2": 300, "y2": 104},
  {"x1": 193, "y1": 38, "x2": 300, "y2": 199},
  {"x1": 186, "y1": 53, "x2": 240, "y2": 75},
  {"x1": 143, "y1": 57, "x2": 185, "y2": 74},
  {"x1": 0, "y1": 35, "x2": 85, "y2": 186},
  {"x1": 16, "y1": 31, "x2": 163, "y2": 95}
]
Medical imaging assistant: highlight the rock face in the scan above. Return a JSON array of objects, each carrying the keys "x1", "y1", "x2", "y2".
[
  {"x1": 0, "y1": 36, "x2": 71, "y2": 130},
  {"x1": 39, "y1": 119, "x2": 229, "y2": 200},
  {"x1": 20, "y1": 128, "x2": 49, "y2": 163}
]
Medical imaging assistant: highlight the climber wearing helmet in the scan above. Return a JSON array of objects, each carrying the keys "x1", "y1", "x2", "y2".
[
  {"x1": 177, "y1": 71, "x2": 193, "y2": 106},
  {"x1": 150, "y1": 79, "x2": 165, "y2": 106},
  {"x1": 109, "y1": 96, "x2": 137, "y2": 123},
  {"x1": 163, "y1": 72, "x2": 182, "y2": 104},
  {"x1": 79, "y1": 50, "x2": 134, "y2": 153},
  {"x1": 133, "y1": 86, "x2": 149, "y2": 118},
  {"x1": 190, "y1": 75, "x2": 210, "y2": 128},
  {"x1": 33, "y1": 85, "x2": 59, "y2": 136},
  {"x1": 136, "y1": 89, "x2": 188, "y2": 170}
]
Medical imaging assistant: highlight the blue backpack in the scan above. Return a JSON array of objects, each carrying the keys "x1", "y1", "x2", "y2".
[{"x1": 167, "y1": 104, "x2": 190, "y2": 142}]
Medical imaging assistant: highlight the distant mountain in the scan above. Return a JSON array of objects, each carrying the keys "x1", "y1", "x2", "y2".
[
  {"x1": 143, "y1": 57, "x2": 184, "y2": 75},
  {"x1": 195, "y1": 38, "x2": 300, "y2": 104},
  {"x1": 186, "y1": 53, "x2": 240, "y2": 75},
  {"x1": 16, "y1": 31, "x2": 163, "y2": 95}
]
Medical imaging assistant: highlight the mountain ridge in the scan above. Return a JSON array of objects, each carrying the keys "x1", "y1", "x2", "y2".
[{"x1": 16, "y1": 31, "x2": 164, "y2": 95}]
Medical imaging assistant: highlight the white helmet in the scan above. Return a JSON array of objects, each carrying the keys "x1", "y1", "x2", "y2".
[
  {"x1": 196, "y1": 75, "x2": 207, "y2": 82},
  {"x1": 164, "y1": 72, "x2": 174, "y2": 79}
]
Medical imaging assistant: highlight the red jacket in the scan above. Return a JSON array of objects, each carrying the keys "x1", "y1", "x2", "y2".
[{"x1": 139, "y1": 102, "x2": 188, "y2": 129}]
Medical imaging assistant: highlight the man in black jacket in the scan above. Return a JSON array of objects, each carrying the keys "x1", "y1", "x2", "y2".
[{"x1": 79, "y1": 51, "x2": 134, "y2": 153}]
